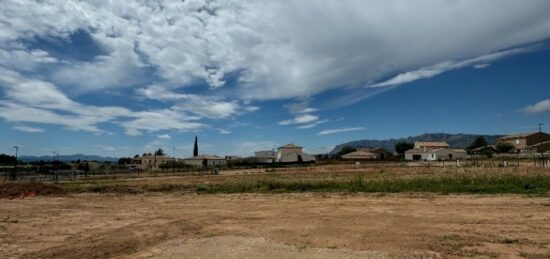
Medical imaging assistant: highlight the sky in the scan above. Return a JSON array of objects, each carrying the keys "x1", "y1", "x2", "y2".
[{"x1": 0, "y1": 0, "x2": 549, "y2": 158}]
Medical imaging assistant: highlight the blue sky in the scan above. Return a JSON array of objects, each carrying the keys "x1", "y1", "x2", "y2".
[{"x1": 0, "y1": 1, "x2": 549, "y2": 157}]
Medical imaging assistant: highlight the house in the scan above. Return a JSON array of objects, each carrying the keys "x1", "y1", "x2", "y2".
[
  {"x1": 414, "y1": 142, "x2": 450, "y2": 152},
  {"x1": 405, "y1": 149, "x2": 429, "y2": 161},
  {"x1": 356, "y1": 147, "x2": 392, "y2": 159},
  {"x1": 498, "y1": 132, "x2": 550, "y2": 151},
  {"x1": 181, "y1": 155, "x2": 226, "y2": 167},
  {"x1": 225, "y1": 155, "x2": 241, "y2": 161},
  {"x1": 406, "y1": 148, "x2": 467, "y2": 161},
  {"x1": 342, "y1": 150, "x2": 380, "y2": 160},
  {"x1": 133, "y1": 155, "x2": 175, "y2": 170},
  {"x1": 524, "y1": 140, "x2": 550, "y2": 153},
  {"x1": 276, "y1": 143, "x2": 315, "y2": 163},
  {"x1": 470, "y1": 145, "x2": 496, "y2": 155},
  {"x1": 425, "y1": 148, "x2": 467, "y2": 161},
  {"x1": 406, "y1": 141, "x2": 451, "y2": 161},
  {"x1": 255, "y1": 150, "x2": 276, "y2": 163}
]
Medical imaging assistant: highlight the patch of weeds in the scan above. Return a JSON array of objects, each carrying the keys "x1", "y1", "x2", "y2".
[
  {"x1": 519, "y1": 251, "x2": 550, "y2": 259},
  {"x1": 1, "y1": 216, "x2": 19, "y2": 224},
  {"x1": 440, "y1": 234, "x2": 462, "y2": 241},
  {"x1": 194, "y1": 173, "x2": 550, "y2": 195}
]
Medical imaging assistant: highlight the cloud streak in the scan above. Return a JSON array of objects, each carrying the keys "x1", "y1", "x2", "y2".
[{"x1": 318, "y1": 127, "x2": 365, "y2": 136}]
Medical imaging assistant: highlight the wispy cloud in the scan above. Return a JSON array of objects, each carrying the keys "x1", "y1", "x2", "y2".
[
  {"x1": 523, "y1": 99, "x2": 550, "y2": 114},
  {"x1": 157, "y1": 134, "x2": 171, "y2": 140},
  {"x1": 279, "y1": 114, "x2": 319, "y2": 125},
  {"x1": 318, "y1": 127, "x2": 365, "y2": 136},
  {"x1": 368, "y1": 47, "x2": 535, "y2": 88},
  {"x1": 297, "y1": 119, "x2": 329, "y2": 129},
  {"x1": 12, "y1": 125, "x2": 44, "y2": 133}
]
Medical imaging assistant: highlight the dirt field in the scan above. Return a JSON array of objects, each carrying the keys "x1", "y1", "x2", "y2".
[{"x1": 1, "y1": 192, "x2": 549, "y2": 258}]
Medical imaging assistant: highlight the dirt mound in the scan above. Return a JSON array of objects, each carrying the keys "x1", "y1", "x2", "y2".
[{"x1": 0, "y1": 182, "x2": 66, "y2": 199}]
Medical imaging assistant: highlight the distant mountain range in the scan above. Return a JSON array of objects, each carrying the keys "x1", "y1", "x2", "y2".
[
  {"x1": 19, "y1": 154, "x2": 119, "y2": 162},
  {"x1": 329, "y1": 133, "x2": 502, "y2": 154}
]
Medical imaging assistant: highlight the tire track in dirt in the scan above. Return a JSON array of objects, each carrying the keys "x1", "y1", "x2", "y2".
[{"x1": 22, "y1": 220, "x2": 202, "y2": 259}]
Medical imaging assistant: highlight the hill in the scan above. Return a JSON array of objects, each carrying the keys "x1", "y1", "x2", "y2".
[
  {"x1": 329, "y1": 133, "x2": 502, "y2": 154},
  {"x1": 19, "y1": 154, "x2": 119, "y2": 162}
]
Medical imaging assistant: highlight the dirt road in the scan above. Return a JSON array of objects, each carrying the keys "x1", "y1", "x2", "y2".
[{"x1": 1, "y1": 193, "x2": 549, "y2": 258}]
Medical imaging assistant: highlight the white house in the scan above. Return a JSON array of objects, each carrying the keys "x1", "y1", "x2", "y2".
[
  {"x1": 276, "y1": 143, "x2": 315, "y2": 163},
  {"x1": 255, "y1": 150, "x2": 276, "y2": 163},
  {"x1": 425, "y1": 148, "x2": 467, "y2": 161}
]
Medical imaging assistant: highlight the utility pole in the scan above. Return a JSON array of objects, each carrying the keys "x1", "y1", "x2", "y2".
[
  {"x1": 539, "y1": 123, "x2": 543, "y2": 133},
  {"x1": 12, "y1": 146, "x2": 18, "y2": 181},
  {"x1": 172, "y1": 146, "x2": 176, "y2": 173}
]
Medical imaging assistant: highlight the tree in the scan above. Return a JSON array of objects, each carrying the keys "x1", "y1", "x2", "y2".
[
  {"x1": 193, "y1": 136, "x2": 199, "y2": 157},
  {"x1": 0, "y1": 154, "x2": 17, "y2": 165},
  {"x1": 118, "y1": 157, "x2": 132, "y2": 165},
  {"x1": 155, "y1": 148, "x2": 165, "y2": 156},
  {"x1": 468, "y1": 136, "x2": 488, "y2": 151},
  {"x1": 395, "y1": 142, "x2": 414, "y2": 156},
  {"x1": 335, "y1": 146, "x2": 357, "y2": 157},
  {"x1": 495, "y1": 143, "x2": 515, "y2": 153},
  {"x1": 202, "y1": 158, "x2": 208, "y2": 167}
]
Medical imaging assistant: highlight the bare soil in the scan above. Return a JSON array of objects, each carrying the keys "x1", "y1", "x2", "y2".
[{"x1": 1, "y1": 192, "x2": 549, "y2": 258}]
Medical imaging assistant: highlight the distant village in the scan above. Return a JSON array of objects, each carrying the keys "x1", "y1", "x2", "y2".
[
  {"x1": 2, "y1": 131, "x2": 550, "y2": 178},
  {"x1": 126, "y1": 130, "x2": 550, "y2": 171}
]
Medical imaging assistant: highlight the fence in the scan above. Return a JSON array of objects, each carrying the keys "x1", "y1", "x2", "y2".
[{"x1": 2, "y1": 156, "x2": 550, "y2": 183}]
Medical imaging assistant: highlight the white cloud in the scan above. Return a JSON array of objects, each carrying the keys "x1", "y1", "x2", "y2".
[
  {"x1": 279, "y1": 114, "x2": 319, "y2": 125},
  {"x1": 474, "y1": 64, "x2": 490, "y2": 69},
  {"x1": 218, "y1": 129, "x2": 232, "y2": 134},
  {"x1": 158, "y1": 134, "x2": 171, "y2": 140},
  {"x1": 137, "y1": 85, "x2": 255, "y2": 119},
  {"x1": 0, "y1": 68, "x2": 204, "y2": 135},
  {"x1": 297, "y1": 119, "x2": 329, "y2": 129},
  {"x1": 1, "y1": 0, "x2": 548, "y2": 101},
  {"x1": 318, "y1": 127, "x2": 365, "y2": 136},
  {"x1": 120, "y1": 109, "x2": 203, "y2": 136},
  {"x1": 0, "y1": 0, "x2": 549, "y2": 138},
  {"x1": 12, "y1": 125, "x2": 44, "y2": 133},
  {"x1": 523, "y1": 99, "x2": 550, "y2": 114}
]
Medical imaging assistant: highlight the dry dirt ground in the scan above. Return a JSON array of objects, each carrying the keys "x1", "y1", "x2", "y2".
[{"x1": 1, "y1": 193, "x2": 549, "y2": 258}]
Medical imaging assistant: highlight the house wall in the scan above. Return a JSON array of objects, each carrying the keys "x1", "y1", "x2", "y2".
[
  {"x1": 499, "y1": 137, "x2": 528, "y2": 150},
  {"x1": 133, "y1": 156, "x2": 174, "y2": 170},
  {"x1": 405, "y1": 151, "x2": 429, "y2": 161},
  {"x1": 277, "y1": 147, "x2": 303, "y2": 160},
  {"x1": 427, "y1": 150, "x2": 467, "y2": 161},
  {"x1": 499, "y1": 133, "x2": 550, "y2": 150},
  {"x1": 279, "y1": 153, "x2": 315, "y2": 163},
  {"x1": 255, "y1": 151, "x2": 275, "y2": 163},
  {"x1": 183, "y1": 159, "x2": 226, "y2": 166}
]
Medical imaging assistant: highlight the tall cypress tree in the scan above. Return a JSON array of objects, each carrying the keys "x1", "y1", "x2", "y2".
[{"x1": 193, "y1": 136, "x2": 199, "y2": 157}]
